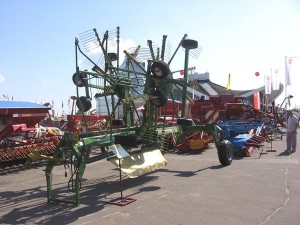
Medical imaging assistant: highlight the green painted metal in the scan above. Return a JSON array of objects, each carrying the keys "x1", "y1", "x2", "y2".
[{"x1": 42, "y1": 27, "x2": 200, "y2": 206}]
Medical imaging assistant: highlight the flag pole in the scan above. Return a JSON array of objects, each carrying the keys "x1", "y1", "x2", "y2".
[
  {"x1": 270, "y1": 68, "x2": 272, "y2": 91},
  {"x1": 284, "y1": 56, "x2": 287, "y2": 106},
  {"x1": 284, "y1": 56, "x2": 288, "y2": 124},
  {"x1": 226, "y1": 73, "x2": 231, "y2": 91}
]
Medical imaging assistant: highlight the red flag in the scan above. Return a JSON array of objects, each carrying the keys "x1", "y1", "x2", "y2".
[{"x1": 180, "y1": 70, "x2": 184, "y2": 76}]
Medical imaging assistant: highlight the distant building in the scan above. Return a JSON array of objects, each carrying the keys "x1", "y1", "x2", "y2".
[
  {"x1": 172, "y1": 72, "x2": 284, "y2": 109},
  {"x1": 96, "y1": 67, "x2": 284, "y2": 116},
  {"x1": 96, "y1": 56, "x2": 145, "y2": 117}
]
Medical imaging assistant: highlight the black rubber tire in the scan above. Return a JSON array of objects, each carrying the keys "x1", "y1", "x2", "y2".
[
  {"x1": 107, "y1": 52, "x2": 118, "y2": 61},
  {"x1": 1, "y1": 162, "x2": 7, "y2": 169},
  {"x1": 182, "y1": 39, "x2": 198, "y2": 49},
  {"x1": 177, "y1": 118, "x2": 194, "y2": 126},
  {"x1": 72, "y1": 72, "x2": 86, "y2": 87},
  {"x1": 150, "y1": 90, "x2": 167, "y2": 107},
  {"x1": 114, "y1": 135, "x2": 137, "y2": 147},
  {"x1": 151, "y1": 60, "x2": 170, "y2": 79},
  {"x1": 100, "y1": 146, "x2": 107, "y2": 153},
  {"x1": 217, "y1": 140, "x2": 233, "y2": 166},
  {"x1": 111, "y1": 119, "x2": 123, "y2": 126},
  {"x1": 76, "y1": 96, "x2": 92, "y2": 112}
]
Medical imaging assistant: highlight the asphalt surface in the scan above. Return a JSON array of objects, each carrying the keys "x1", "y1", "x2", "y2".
[{"x1": 0, "y1": 131, "x2": 300, "y2": 225}]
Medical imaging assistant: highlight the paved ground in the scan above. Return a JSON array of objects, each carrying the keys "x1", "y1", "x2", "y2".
[{"x1": 0, "y1": 132, "x2": 300, "y2": 225}]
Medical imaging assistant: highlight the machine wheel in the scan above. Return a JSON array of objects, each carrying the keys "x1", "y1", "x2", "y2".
[
  {"x1": 217, "y1": 140, "x2": 233, "y2": 166},
  {"x1": 107, "y1": 52, "x2": 118, "y2": 61},
  {"x1": 150, "y1": 90, "x2": 167, "y2": 107},
  {"x1": 177, "y1": 118, "x2": 194, "y2": 126},
  {"x1": 72, "y1": 72, "x2": 86, "y2": 87},
  {"x1": 111, "y1": 119, "x2": 123, "y2": 126},
  {"x1": 181, "y1": 39, "x2": 198, "y2": 49},
  {"x1": 151, "y1": 60, "x2": 170, "y2": 79},
  {"x1": 100, "y1": 146, "x2": 107, "y2": 153},
  {"x1": 115, "y1": 135, "x2": 137, "y2": 147},
  {"x1": 76, "y1": 96, "x2": 92, "y2": 112}
]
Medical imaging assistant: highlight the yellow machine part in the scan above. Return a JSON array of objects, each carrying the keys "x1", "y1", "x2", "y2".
[
  {"x1": 108, "y1": 147, "x2": 167, "y2": 178},
  {"x1": 46, "y1": 128, "x2": 56, "y2": 136},
  {"x1": 189, "y1": 139, "x2": 205, "y2": 150},
  {"x1": 26, "y1": 149, "x2": 64, "y2": 164}
]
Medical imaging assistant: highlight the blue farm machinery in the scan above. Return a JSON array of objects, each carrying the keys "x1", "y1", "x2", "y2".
[{"x1": 178, "y1": 94, "x2": 285, "y2": 156}]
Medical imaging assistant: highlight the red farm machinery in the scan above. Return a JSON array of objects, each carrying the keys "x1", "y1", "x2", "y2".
[
  {"x1": 174, "y1": 93, "x2": 285, "y2": 156},
  {"x1": 0, "y1": 101, "x2": 62, "y2": 169}
]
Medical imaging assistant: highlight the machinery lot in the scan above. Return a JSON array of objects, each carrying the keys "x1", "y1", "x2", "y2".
[{"x1": 1, "y1": 133, "x2": 300, "y2": 225}]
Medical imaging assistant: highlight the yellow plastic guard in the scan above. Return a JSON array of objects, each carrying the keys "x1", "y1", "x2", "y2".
[
  {"x1": 109, "y1": 149, "x2": 167, "y2": 178},
  {"x1": 46, "y1": 128, "x2": 56, "y2": 136},
  {"x1": 189, "y1": 139, "x2": 205, "y2": 150}
]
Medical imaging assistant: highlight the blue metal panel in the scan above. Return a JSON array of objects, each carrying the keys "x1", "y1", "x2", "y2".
[{"x1": 0, "y1": 101, "x2": 50, "y2": 109}]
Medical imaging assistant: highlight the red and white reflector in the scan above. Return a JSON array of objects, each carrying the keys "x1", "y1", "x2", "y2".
[{"x1": 205, "y1": 110, "x2": 220, "y2": 124}]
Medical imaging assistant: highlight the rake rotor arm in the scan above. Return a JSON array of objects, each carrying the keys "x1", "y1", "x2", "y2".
[
  {"x1": 168, "y1": 34, "x2": 187, "y2": 65},
  {"x1": 156, "y1": 47, "x2": 160, "y2": 60},
  {"x1": 123, "y1": 50, "x2": 147, "y2": 73},
  {"x1": 101, "y1": 30, "x2": 108, "y2": 47},
  {"x1": 132, "y1": 45, "x2": 141, "y2": 58},
  {"x1": 93, "y1": 29, "x2": 118, "y2": 75},
  {"x1": 107, "y1": 65, "x2": 146, "y2": 76},
  {"x1": 76, "y1": 43, "x2": 106, "y2": 74},
  {"x1": 78, "y1": 70, "x2": 123, "y2": 87},
  {"x1": 147, "y1": 40, "x2": 156, "y2": 60},
  {"x1": 161, "y1": 35, "x2": 167, "y2": 60},
  {"x1": 181, "y1": 45, "x2": 189, "y2": 118}
]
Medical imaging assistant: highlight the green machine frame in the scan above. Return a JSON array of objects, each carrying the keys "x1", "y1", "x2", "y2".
[{"x1": 27, "y1": 27, "x2": 233, "y2": 206}]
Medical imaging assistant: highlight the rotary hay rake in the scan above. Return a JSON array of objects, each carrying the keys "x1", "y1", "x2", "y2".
[{"x1": 26, "y1": 27, "x2": 233, "y2": 206}]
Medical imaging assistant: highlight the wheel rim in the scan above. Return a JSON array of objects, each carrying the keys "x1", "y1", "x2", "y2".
[
  {"x1": 151, "y1": 60, "x2": 169, "y2": 79},
  {"x1": 76, "y1": 96, "x2": 92, "y2": 112},
  {"x1": 72, "y1": 73, "x2": 86, "y2": 87},
  {"x1": 150, "y1": 90, "x2": 167, "y2": 107},
  {"x1": 153, "y1": 66, "x2": 163, "y2": 77}
]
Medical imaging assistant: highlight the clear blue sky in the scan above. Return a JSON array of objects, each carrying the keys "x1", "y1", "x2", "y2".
[{"x1": 1, "y1": 0, "x2": 300, "y2": 115}]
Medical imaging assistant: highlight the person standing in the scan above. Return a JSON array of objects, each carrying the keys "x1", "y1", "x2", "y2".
[
  {"x1": 292, "y1": 110, "x2": 300, "y2": 127},
  {"x1": 285, "y1": 110, "x2": 298, "y2": 153}
]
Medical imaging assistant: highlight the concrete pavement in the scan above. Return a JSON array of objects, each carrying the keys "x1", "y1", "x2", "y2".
[{"x1": 0, "y1": 132, "x2": 299, "y2": 225}]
